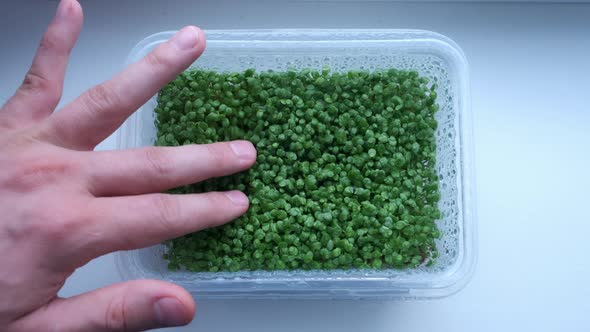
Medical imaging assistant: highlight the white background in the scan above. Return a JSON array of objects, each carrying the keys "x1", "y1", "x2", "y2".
[{"x1": 1, "y1": 1, "x2": 589, "y2": 331}]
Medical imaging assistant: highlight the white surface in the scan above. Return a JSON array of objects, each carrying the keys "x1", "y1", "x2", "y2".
[{"x1": 1, "y1": 1, "x2": 589, "y2": 331}]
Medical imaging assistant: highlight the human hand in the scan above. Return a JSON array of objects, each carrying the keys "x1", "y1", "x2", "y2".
[{"x1": 0, "y1": 1, "x2": 256, "y2": 331}]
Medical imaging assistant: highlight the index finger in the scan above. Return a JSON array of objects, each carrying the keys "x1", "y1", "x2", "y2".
[
  {"x1": 1, "y1": 0, "x2": 82, "y2": 124},
  {"x1": 85, "y1": 141, "x2": 257, "y2": 197},
  {"x1": 45, "y1": 26, "x2": 206, "y2": 150}
]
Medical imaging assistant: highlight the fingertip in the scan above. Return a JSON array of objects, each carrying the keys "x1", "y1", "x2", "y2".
[
  {"x1": 224, "y1": 190, "x2": 250, "y2": 207},
  {"x1": 184, "y1": 25, "x2": 202, "y2": 36},
  {"x1": 71, "y1": 0, "x2": 84, "y2": 21},
  {"x1": 199, "y1": 27, "x2": 206, "y2": 48},
  {"x1": 188, "y1": 25, "x2": 206, "y2": 55},
  {"x1": 56, "y1": 0, "x2": 83, "y2": 23},
  {"x1": 243, "y1": 140, "x2": 258, "y2": 157},
  {"x1": 153, "y1": 283, "x2": 195, "y2": 327},
  {"x1": 230, "y1": 140, "x2": 257, "y2": 167},
  {"x1": 172, "y1": 26, "x2": 205, "y2": 51},
  {"x1": 189, "y1": 25, "x2": 206, "y2": 47},
  {"x1": 131, "y1": 280, "x2": 194, "y2": 328},
  {"x1": 170, "y1": 283, "x2": 196, "y2": 318},
  {"x1": 154, "y1": 297, "x2": 194, "y2": 327},
  {"x1": 68, "y1": 0, "x2": 83, "y2": 15}
]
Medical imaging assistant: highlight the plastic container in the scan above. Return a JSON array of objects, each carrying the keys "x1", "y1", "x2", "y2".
[{"x1": 115, "y1": 29, "x2": 476, "y2": 300}]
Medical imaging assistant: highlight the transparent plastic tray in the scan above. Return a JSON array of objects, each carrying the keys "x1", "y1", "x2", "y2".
[{"x1": 115, "y1": 29, "x2": 477, "y2": 300}]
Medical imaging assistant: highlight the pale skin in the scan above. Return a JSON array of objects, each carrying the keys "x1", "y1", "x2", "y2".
[{"x1": 0, "y1": 0, "x2": 257, "y2": 331}]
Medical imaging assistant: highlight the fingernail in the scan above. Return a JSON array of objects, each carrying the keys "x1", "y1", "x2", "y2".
[
  {"x1": 230, "y1": 140, "x2": 256, "y2": 161},
  {"x1": 154, "y1": 297, "x2": 189, "y2": 327},
  {"x1": 172, "y1": 26, "x2": 200, "y2": 50},
  {"x1": 225, "y1": 191, "x2": 249, "y2": 206},
  {"x1": 55, "y1": 0, "x2": 70, "y2": 21}
]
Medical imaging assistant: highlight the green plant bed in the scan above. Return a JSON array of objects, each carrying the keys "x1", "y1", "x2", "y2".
[{"x1": 155, "y1": 68, "x2": 442, "y2": 272}]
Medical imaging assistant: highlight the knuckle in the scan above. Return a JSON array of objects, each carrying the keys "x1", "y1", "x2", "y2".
[
  {"x1": 15, "y1": 31, "x2": 68, "y2": 107},
  {"x1": 104, "y1": 294, "x2": 129, "y2": 331},
  {"x1": 3, "y1": 214, "x2": 36, "y2": 241},
  {"x1": 2, "y1": 153, "x2": 74, "y2": 192},
  {"x1": 37, "y1": 208, "x2": 79, "y2": 241},
  {"x1": 38, "y1": 27, "x2": 71, "y2": 57},
  {"x1": 144, "y1": 48, "x2": 175, "y2": 70},
  {"x1": 18, "y1": 71, "x2": 61, "y2": 113},
  {"x1": 208, "y1": 192, "x2": 228, "y2": 206},
  {"x1": 38, "y1": 30, "x2": 65, "y2": 54},
  {"x1": 153, "y1": 194, "x2": 182, "y2": 228},
  {"x1": 21, "y1": 71, "x2": 60, "y2": 106},
  {"x1": 22, "y1": 71, "x2": 50, "y2": 92},
  {"x1": 38, "y1": 32, "x2": 59, "y2": 53},
  {"x1": 205, "y1": 143, "x2": 232, "y2": 170},
  {"x1": 198, "y1": 193, "x2": 230, "y2": 228},
  {"x1": 6, "y1": 205, "x2": 78, "y2": 242},
  {"x1": 84, "y1": 83, "x2": 122, "y2": 114},
  {"x1": 144, "y1": 147, "x2": 173, "y2": 177}
]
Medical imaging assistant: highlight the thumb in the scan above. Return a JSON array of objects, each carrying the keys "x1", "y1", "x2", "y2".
[{"x1": 11, "y1": 280, "x2": 195, "y2": 332}]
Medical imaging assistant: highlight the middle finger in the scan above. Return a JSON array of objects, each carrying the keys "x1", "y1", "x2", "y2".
[{"x1": 85, "y1": 141, "x2": 256, "y2": 196}]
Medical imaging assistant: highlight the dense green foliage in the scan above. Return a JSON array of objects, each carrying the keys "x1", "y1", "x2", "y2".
[{"x1": 156, "y1": 68, "x2": 442, "y2": 272}]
